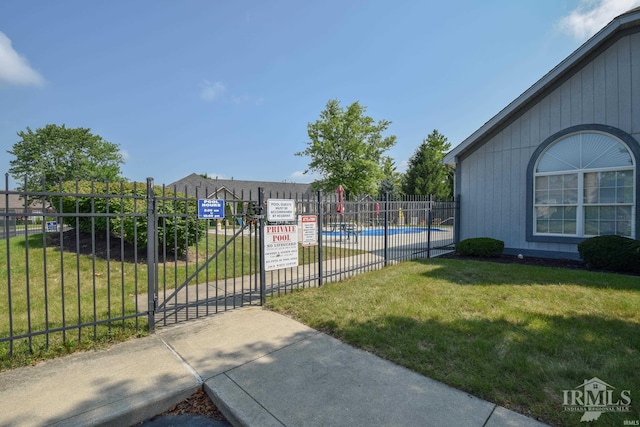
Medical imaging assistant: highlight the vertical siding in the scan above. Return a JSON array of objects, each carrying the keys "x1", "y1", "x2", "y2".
[
  {"x1": 458, "y1": 32, "x2": 639, "y2": 255},
  {"x1": 632, "y1": 33, "x2": 640, "y2": 135},
  {"x1": 581, "y1": 61, "x2": 595, "y2": 123},
  {"x1": 618, "y1": 36, "x2": 632, "y2": 131}
]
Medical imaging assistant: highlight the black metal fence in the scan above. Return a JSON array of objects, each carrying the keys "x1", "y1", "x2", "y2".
[{"x1": 1, "y1": 175, "x2": 457, "y2": 359}]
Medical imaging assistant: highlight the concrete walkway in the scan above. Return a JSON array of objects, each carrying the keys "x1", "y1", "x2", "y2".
[{"x1": 0, "y1": 308, "x2": 548, "y2": 427}]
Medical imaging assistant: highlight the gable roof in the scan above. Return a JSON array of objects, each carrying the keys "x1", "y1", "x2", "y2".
[
  {"x1": 443, "y1": 7, "x2": 640, "y2": 166},
  {"x1": 169, "y1": 173, "x2": 313, "y2": 199},
  {"x1": 0, "y1": 193, "x2": 44, "y2": 211}
]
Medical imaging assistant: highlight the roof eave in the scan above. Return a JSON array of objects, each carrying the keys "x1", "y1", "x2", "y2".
[{"x1": 442, "y1": 9, "x2": 640, "y2": 166}]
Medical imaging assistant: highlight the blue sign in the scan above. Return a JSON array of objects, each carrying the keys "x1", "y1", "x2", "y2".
[
  {"x1": 198, "y1": 199, "x2": 225, "y2": 219},
  {"x1": 46, "y1": 221, "x2": 58, "y2": 232}
]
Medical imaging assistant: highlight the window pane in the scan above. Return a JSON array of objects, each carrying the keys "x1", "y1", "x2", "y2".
[
  {"x1": 549, "y1": 190, "x2": 563, "y2": 204},
  {"x1": 599, "y1": 187, "x2": 616, "y2": 203},
  {"x1": 616, "y1": 171, "x2": 633, "y2": 186},
  {"x1": 549, "y1": 175, "x2": 564, "y2": 189},
  {"x1": 536, "y1": 219, "x2": 549, "y2": 233},
  {"x1": 582, "y1": 133, "x2": 633, "y2": 168},
  {"x1": 549, "y1": 220, "x2": 563, "y2": 233},
  {"x1": 535, "y1": 190, "x2": 548, "y2": 204},
  {"x1": 584, "y1": 220, "x2": 599, "y2": 235},
  {"x1": 618, "y1": 187, "x2": 633, "y2": 203},
  {"x1": 600, "y1": 171, "x2": 617, "y2": 187},
  {"x1": 584, "y1": 207, "x2": 598, "y2": 220},
  {"x1": 600, "y1": 206, "x2": 615, "y2": 220},
  {"x1": 564, "y1": 188, "x2": 578, "y2": 204},
  {"x1": 564, "y1": 220, "x2": 576, "y2": 234},
  {"x1": 535, "y1": 176, "x2": 548, "y2": 188},
  {"x1": 600, "y1": 221, "x2": 616, "y2": 235},
  {"x1": 584, "y1": 172, "x2": 598, "y2": 203},
  {"x1": 537, "y1": 135, "x2": 581, "y2": 172}
]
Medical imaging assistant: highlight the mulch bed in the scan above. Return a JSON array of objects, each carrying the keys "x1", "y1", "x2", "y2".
[
  {"x1": 439, "y1": 252, "x2": 588, "y2": 270},
  {"x1": 440, "y1": 252, "x2": 639, "y2": 276},
  {"x1": 161, "y1": 387, "x2": 227, "y2": 420}
]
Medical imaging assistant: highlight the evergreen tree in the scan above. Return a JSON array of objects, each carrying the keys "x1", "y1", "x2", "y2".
[{"x1": 402, "y1": 130, "x2": 453, "y2": 198}]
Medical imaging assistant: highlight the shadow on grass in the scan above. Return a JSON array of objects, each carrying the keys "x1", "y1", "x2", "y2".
[
  {"x1": 304, "y1": 311, "x2": 640, "y2": 427},
  {"x1": 417, "y1": 258, "x2": 640, "y2": 290},
  {"x1": 17, "y1": 230, "x2": 148, "y2": 264}
]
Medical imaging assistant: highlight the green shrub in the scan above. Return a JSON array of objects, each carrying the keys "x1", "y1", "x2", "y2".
[
  {"x1": 578, "y1": 235, "x2": 640, "y2": 274},
  {"x1": 456, "y1": 237, "x2": 504, "y2": 257},
  {"x1": 49, "y1": 181, "x2": 206, "y2": 257}
]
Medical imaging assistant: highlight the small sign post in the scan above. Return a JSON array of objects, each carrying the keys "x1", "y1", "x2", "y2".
[
  {"x1": 267, "y1": 199, "x2": 296, "y2": 222},
  {"x1": 300, "y1": 215, "x2": 318, "y2": 246},
  {"x1": 198, "y1": 199, "x2": 225, "y2": 219}
]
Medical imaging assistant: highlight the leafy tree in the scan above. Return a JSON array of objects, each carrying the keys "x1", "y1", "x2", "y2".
[
  {"x1": 296, "y1": 99, "x2": 396, "y2": 198},
  {"x1": 402, "y1": 129, "x2": 453, "y2": 198},
  {"x1": 8, "y1": 124, "x2": 124, "y2": 191}
]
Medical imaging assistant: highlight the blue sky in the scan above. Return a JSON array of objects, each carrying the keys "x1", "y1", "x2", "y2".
[{"x1": 1, "y1": 0, "x2": 639, "y2": 188}]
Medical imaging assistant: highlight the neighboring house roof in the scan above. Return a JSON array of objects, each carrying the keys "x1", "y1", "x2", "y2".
[
  {"x1": 0, "y1": 193, "x2": 45, "y2": 212},
  {"x1": 443, "y1": 7, "x2": 640, "y2": 166},
  {"x1": 169, "y1": 173, "x2": 314, "y2": 199}
]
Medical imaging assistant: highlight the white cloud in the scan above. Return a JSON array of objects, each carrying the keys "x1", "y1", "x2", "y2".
[
  {"x1": 559, "y1": 0, "x2": 640, "y2": 40},
  {"x1": 120, "y1": 149, "x2": 130, "y2": 161},
  {"x1": 199, "y1": 80, "x2": 226, "y2": 101},
  {"x1": 0, "y1": 31, "x2": 44, "y2": 87},
  {"x1": 207, "y1": 172, "x2": 227, "y2": 180},
  {"x1": 199, "y1": 79, "x2": 263, "y2": 105},
  {"x1": 290, "y1": 171, "x2": 307, "y2": 179}
]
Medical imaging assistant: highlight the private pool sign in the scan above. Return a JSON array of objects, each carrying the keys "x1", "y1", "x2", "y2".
[
  {"x1": 264, "y1": 199, "x2": 299, "y2": 271},
  {"x1": 264, "y1": 224, "x2": 299, "y2": 271}
]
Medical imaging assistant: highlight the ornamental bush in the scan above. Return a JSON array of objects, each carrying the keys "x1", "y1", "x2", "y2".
[
  {"x1": 455, "y1": 237, "x2": 504, "y2": 257},
  {"x1": 578, "y1": 235, "x2": 640, "y2": 274},
  {"x1": 50, "y1": 181, "x2": 205, "y2": 258}
]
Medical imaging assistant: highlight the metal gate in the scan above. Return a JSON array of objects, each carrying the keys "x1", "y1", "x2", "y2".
[{"x1": 147, "y1": 184, "x2": 265, "y2": 331}]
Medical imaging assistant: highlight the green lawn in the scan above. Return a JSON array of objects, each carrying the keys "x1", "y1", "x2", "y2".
[
  {"x1": 266, "y1": 258, "x2": 640, "y2": 426},
  {"x1": 0, "y1": 231, "x2": 360, "y2": 370}
]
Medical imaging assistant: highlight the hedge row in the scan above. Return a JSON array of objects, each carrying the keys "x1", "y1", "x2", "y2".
[
  {"x1": 50, "y1": 181, "x2": 206, "y2": 257},
  {"x1": 578, "y1": 235, "x2": 640, "y2": 274}
]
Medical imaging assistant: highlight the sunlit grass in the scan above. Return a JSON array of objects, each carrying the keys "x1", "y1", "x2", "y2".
[
  {"x1": 0, "y1": 229, "x2": 361, "y2": 370},
  {"x1": 267, "y1": 258, "x2": 640, "y2": 426}
]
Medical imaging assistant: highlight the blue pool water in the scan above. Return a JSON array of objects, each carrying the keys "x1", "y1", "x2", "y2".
[{"x1": 323, "y1": 227, "x2": 444, "y2": 237}]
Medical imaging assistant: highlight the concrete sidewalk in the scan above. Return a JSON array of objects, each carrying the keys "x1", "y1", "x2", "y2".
[{"x1": 0, "y1": 308, "x2": 548, "y2": 427}]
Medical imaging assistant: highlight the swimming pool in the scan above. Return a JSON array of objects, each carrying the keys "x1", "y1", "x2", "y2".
[{"x1": 322, "y1": 227, "x2": 445, "y2": 237}]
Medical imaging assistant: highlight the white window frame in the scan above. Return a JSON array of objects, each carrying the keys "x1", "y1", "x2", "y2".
[{"x1": 530, "y1": 129, "x2": 636, "y2": 240}]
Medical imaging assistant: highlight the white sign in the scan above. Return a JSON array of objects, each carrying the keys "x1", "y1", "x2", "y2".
[
  {"x1": 300, "y1": 215, "x2": 318, "y2": 246},
  {"x1": 267, "y1": 199, "x2": 296, "y2": 222},
  {"x1": 45, "y1": 221, "x2": 58, "y2": 232},
  {"x1": 264, "y1": 225, "x2": 299, "y2": 271}
]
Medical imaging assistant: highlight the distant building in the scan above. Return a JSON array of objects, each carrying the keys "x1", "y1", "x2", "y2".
[
  {"x1": 0, "y1": 193, "x2": 48, "y2": 221},
  {"x1": 169, "y1": 173, "x2": 314, "y2": 200}
]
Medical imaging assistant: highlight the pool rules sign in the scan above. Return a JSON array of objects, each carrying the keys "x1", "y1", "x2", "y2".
[{"x1": 264, "y1": 199, "x2": 298, "y2": 271}]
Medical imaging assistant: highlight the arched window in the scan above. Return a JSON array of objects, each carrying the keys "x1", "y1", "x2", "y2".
[{"x1": 531, "y1": 130, "x2": 636, "y2": 239}]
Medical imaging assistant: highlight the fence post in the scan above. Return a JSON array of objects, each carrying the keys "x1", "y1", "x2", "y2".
[
  {"x1": 427, "y1": 195, "x2": 433, "y2": 259},
  {"x1": 317, "y1": 190, "x2": 323, "y2": 287},
  {"x1": 454, "y1": 194, "x2": 461, "y2": 245},
  {"x1": 384, "y1": 192, "x2": 389, "y2": 264},
  {"x1": 146, "y1": 178, "x2": 157, "y2": 333},
  {"x1": 258, "y1": 187, "x2": 266, "y2": 305}
]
